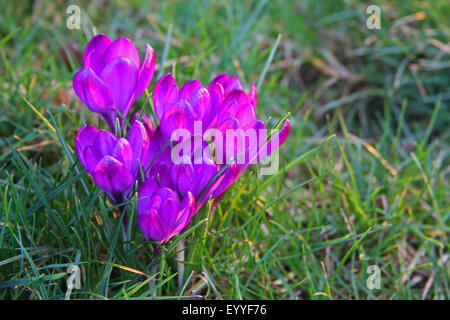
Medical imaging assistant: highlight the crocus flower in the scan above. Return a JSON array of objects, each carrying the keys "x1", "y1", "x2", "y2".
[
  {"x1": 137, "y1": 177, "x2": 195, "y2": 243},
  {"x1": 146, "y1": 72, "x2": 290, "y2": 212},
  {"x1": 153, "y1": 73, "x2": 210, "y2": 140},
  {"x1": 73, "y1": 34, "x2": 156, "y2": 130},
  {"x1": 75, "y1": 120, "x2": 149, "y2": 203}
]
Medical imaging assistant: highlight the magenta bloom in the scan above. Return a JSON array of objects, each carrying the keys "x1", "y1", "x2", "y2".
[
  {"x1": 75, "y1": 120, "x2": 150, "y2": 203},
  {"x1": 168, "y1": 141, "x2": 238, "y2": 209},
  {"x1": 73, "y1": 34, "x2": 156, "y2": 130},
  {"x1": 153, "y1": 73, "x2": 210, "y2": 139},
  {"x1": 146, "y1": 72, "x2": 290, "y2": 212},
  {"x1": 152, "y1": 72, "x2": 289, "y2": 159},
  {"x1": 137, "y1": 178, "x2": 195, "y2": 243}
]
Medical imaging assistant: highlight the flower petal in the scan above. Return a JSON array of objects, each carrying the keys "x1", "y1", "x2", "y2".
[
  {"x1": 83, "y1": 50, "x2": 106, "y2": 76},
  {"x1": 139, "y1": 209, "x2": 166, "y2": 242},
  {"x1": 134, "y1": 44, "x2": 156, "y2": 99},
  {"x1": 189, "y1": 87, "x2": 210, "y2": 122},
  {"x1": 171, "y1": 162, "x2": 194, "y2": 196},
  {"x1": 179, "y1": 80, "x2": 203, "y2": 100},
  {"x1": 223, "y1": 76, "x2": 243, "y2": 95},
  {"x1": 112, "y1": 138, "x2": 133, "y2": 172},
  {"x1": 160, "y1": 100, "x2": 197, "y2": 139},
  {"x1": 248, "y1": 82, "x2": 257, "y2": 109},
  {"x1": 100, "y1": 57, "x2": 138, "y2": 116},
  {"x1": 75, "y1": 124, "x2": 98, "y2": 167},
  {"x1": 92, "y1": 155, "x2": 134, "y2": 200},
  {"x1": 235, "y1": 103, "x2": 257, "y2": 127},
  {"x1": 153, "y1": 187, "x2": 178, "y2": 204},
  {"x1": 131, "y1": 111, "x2": 155, "y2": 139},
  {"x1": 194, "y1": 158, "x2": 218, "y2": 197},
  {"x1": 159, "y1": 198, "x2": 179, "y2": 233},
  {"x1": 147, "y1": 161, "x2": 176, "y2": 190},
  {"x1": 169, "y1": 191, "x2": 195, "y2": 237},
  {"x1": 262, "y1": 119, "x2": 290, "y2": 158},
  {"x1": 82, "y1": 33, "x2": 112, "y2": 72},
  {"x1": 82, "y1": 146, "x2": 101, "y2": 174},
  {"x1": 208, "y1": 72, "x2": 228, "y2": 89},
  {"x1": 153, "y1": 73, "x2": 179, "y2": 121},
  {"x1": 103, "y1": 37, "x2": 141, "y2": 69},
  {"x1": 197, "y1": 163, "x2": 237, "y2": 210},
  {"x1": 137, "y1": 178, "x2": 159, "y2": 214},
  {"x1": 216, "y1": 90, "x2": 249, "y2": 124},
  {"x1": 73, "y1": 68, "x2": 115, "y2": 113},
  {"x1": 93, "y1": 130, "x2": 118, "y2": 156}
]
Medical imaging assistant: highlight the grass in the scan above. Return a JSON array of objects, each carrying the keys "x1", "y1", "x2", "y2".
[{"x1": 0, "y1": 0, "x2": 449, "y2": 300}]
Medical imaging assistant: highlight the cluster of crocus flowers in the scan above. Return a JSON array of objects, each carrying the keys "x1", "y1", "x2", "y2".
[{"x1": 74, "y1": 34, "x2": 290, "y2": 244}]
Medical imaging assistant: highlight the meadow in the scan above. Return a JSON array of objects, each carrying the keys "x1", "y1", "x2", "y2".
[{"x1": 0, "y1": 0, "x2": 449, "y2": 299}]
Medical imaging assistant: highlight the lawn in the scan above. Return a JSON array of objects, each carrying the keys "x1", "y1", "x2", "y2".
[{"x1": 0, "y1": 0, "x2": 449, "y2": 300}]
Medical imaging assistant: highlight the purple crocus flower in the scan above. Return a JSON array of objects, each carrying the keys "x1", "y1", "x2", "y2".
[
  {"x1": 75, "y1": 120, "x2": 150, "y2": 203},
  {"x1": 206, "y1": 72, "x2": 290, "y2": 166},
  {"x1": 146, "y1": 72, "x2": 290, "y2": 213},
  {"x1": 73, "y1": 34, "x2": 156, "y2": 130},
  {"x1": 137, "y1": 177, "x2": 195, "y2": 243}
]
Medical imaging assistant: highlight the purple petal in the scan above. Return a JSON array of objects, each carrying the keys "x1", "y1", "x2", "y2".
[
  {"x1": 171, "y1": 143, "x2": 218, "y2": 197},
  {"x1": 160, "y1": 100, "x2": 197, "y2": 139},
  {"x1": 145, "y1": 128, "x2": 172, "y2": 170},
  {"x1": 73, "y1": 68, "x2": 115, "y2": 113},
  {"x1": 134, "y1": 44, "x2": 156, "y2": 99},
  {"x1": 103, "y1": 37, "x2": 141, "y2": 70},
  {"x1": 243, "y1": 120, "x2": 266, "y2": 164},
  {"x1": 82, "y1": 146, "x2": 101, "y2": 174},
  {"x1": 215, "y1": 90, "x2": 249, "y2": 124},
  {"x1": 137, "y1": 178, "x2": 159, "y2": 214},
  {"x1": 222, "y1": 90, "x2": 249, "y2": 111},
  {"x1": 178, "y1": 80, "x2": 210, "y2": 120},
  {"x1": 171, "y1": 162, "x2": 194, "y2": 196},
  {"x1": 179, "y1": 80, "x2": 203, "y2": 100},
  {"x1": 93, "y1": 130, "x2": 118, "y2": 156},
  {"x1": 223, "y1": 76, "x2": 243, "y2": 95},
  {"x1": 139, "y1": 209, "x2": 166, "y2": 242},
  {"x1": 208, "y1": 72, "x2": 228, "y2": 90},
  {"x1": 159, "y1": 198, "x2": 179, "y2": 233},
  {"x1": 197, "y1": 163, "x2": 237, "y2": 210},
  {"x1": 100, "y1": 57, "x2": 138, "y2": 116},
  {"x1": 194, "y1": 158, "x2": 218, "y2": 197},
  {"x1": 169, "y1": 192, "x2": 195, "y2": 237},
  {"x1": 147, "y1": 161, "x2": 176, "y2": 190},
  {"x1": 235, "y1": 103, "x2": 257, "y2": 127},
  {"x1": 153, "y1": 187, "x2": 178, "y2": 204},
  {"x1": 188, "y1": 87, "x2": 210, "y2": 122},
  {"x1": 111, "y1": 138, "x2": 133, "y2": 172},
  {"x1": 262, "y1": 119, "x2": 290, "y2": 158},
  {"x1": 83, "y1": 50, "x2": 106, "y2": 76},
  {"x1": 248, "y1": 82, "x2": 257, "y2": 109},
  {"x1": 153, "y1": 73, "x2": 179, "y2": 121},
  {"x1": 131, "y1": 111, "x2": 155, "y2": 139},
  {"x1": 92, "y1": 155, "x2": 134, "y2": 199},
  {"x1": 82, "y1": 34, "x2": 112, "y2": 73},
  {"x1": 75, "y1": 125, "x2": 98, "y2": 167}
]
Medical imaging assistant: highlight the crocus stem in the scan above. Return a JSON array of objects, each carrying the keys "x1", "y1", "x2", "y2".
[
  {"x1": 115, "y1": 195, "x2": 128, "y2": 244},
  {"x1": 176, "y1": 239, "x2": 186, "y2": 289},
  {"x1": 121, "y1": 209, "x2": 128, "y2": 242},
  {"x1": 150, "y1": 245, "x2": 161, "y2": 297}
]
